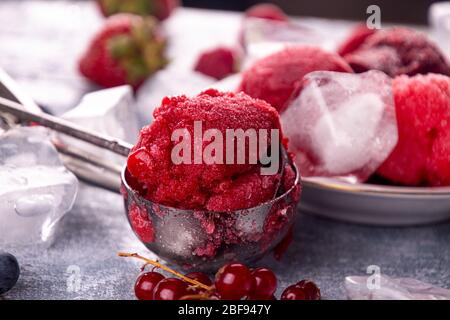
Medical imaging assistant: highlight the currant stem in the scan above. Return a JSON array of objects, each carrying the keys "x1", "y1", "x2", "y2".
[
  {"x1": 118, "y1": 252, "x2": 212, "y2": 291},
  {"x1": 179, "y1": 293, "x2": 210, "y2": 300}
]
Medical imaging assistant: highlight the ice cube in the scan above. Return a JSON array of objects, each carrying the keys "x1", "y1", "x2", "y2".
[
  {"x1": 62, "y1": 86, "x2": 139, "y2": 144},
  {"x1": 135, "y1": 68, "x2": 215, "y2": 125},
  {"x1": 0, "y1": 127, "x2": 78, "y2": 247},
  {"x1": 57, "y1": 86, "x2": 137, "y2": 173},
  {"x1": 281, "y1": 70, "x2": 398, "y2": 182},
  {"x1": 242, "y1": 18, "x2": 335, "y2": 67},
  {"x1": 345, "y1": 275, "x2": 450, "y2": 300},
  {"x1": 429, "y1": 2, "x2": 450, "y2": 59}
]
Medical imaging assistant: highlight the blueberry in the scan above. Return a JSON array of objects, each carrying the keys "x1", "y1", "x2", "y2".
[{"x1": 0, "y1": 251, "x2": 20, "y2": 295}]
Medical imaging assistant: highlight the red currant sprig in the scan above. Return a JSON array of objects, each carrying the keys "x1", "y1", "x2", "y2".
[{"x1": 119, "y1": 252, "x2": 321, "y2": 301}]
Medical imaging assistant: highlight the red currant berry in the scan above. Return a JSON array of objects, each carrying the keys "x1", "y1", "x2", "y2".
[
  {"x1": 134, "y1": 272, "x2": 165, "y2": 300},
  {"x1": 215, "y1": 263, "x2": 253, "y2": 300},
  {"x1": 153, "y1": 278, "x2": 189, "y2": 300},
  {"x1": 280, "y1": 285, "x2": 307, "y2": 300},
  {"x1": 249, "y1": 268, "x2": 277, "y2": 299},
  {"x1": 296, "y1": 280, "x2": 321, "y2": 300},
  {"x1": 185, "y1": 272, "x2": 213, "y2": 286},
  {"x1": 185, "y1": 272, "x2": 213, "y2": 294}
]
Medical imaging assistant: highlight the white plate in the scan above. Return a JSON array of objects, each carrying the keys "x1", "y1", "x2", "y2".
[{"x1": 301, "y1": 177, "x2": 450, "y2": 226}]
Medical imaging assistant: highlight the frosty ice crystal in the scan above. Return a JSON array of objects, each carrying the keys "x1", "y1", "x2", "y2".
[
  {"x1": 345, "y1": 275, "x2": 450, "y2": 300},
  {"x1": 0, "y1": 127, "x2": 78, "y2": 247},
  {"x1": 281, "y1": 70, "x2": 398, "y2": 182}
]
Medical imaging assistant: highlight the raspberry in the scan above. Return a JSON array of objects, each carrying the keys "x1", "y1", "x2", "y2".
[
  {"x1": 194, "y1": 47, "x2": 237, "y2": 80},
  {"x1": 378, "y1": 73, "x2": 450, "y2": 186}
]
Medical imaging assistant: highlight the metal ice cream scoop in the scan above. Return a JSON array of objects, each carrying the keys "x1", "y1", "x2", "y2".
[{"x1": 121, "y1": 162, "x2": 300, "y2": 271}]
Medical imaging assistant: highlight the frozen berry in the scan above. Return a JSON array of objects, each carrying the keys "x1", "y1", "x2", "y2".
[
  {"x1": 194, "y1": 47, "x2": 237, "y2": 80},
  {"x1": 153, "y1": 278, "x2": 189, "y2": 300},
  {"x1": 343, "y1": 28, "x2": 450, "y2": 77},
  {"x1": 134, "y1": 271, "x2": 165, "y2": 300},
  {"x1": 280, "y1": 284, "x2": 308, "y2": 300},
  {"x1": 245, "y1": 3, "x2": 288, "y2": 22},
  {"x1": 378, "y1": 74, "x2": 450, "y2": 186},
  {"x1": 215, "y1": 263, "x2": 253, "y2": 300},
  {"x1": 238, "y1": 46, "x2": 353, "y2": 111},
  {"x1": 0, "y1": 252, "x2": 20, "y2": 295},
  {"x1": 249, "y1": 268, "x2": 277, "y2": 299}
]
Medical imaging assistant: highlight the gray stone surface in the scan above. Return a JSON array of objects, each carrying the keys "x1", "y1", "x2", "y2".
[
  {"x1": 1, "y1": 0, "x2": 449, "y2": 300},
  {"x1": 3, "y1": 183, "x2": 450, "y2": 300}
]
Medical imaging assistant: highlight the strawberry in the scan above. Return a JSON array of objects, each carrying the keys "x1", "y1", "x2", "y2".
[
  {"x1": 194, "y1": 47, "x2": 237, "y2": 80},
  {"x1": 97, "y1": 0, "x2": 179, "y2": 21},
  {"x1": 79, "y1": 14, "x2": 167, "y2": 89}
]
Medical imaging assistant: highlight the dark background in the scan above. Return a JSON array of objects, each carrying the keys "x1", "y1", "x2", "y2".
[{"x1": 183, "y1": 0, "x2": 442, "y2": 24}]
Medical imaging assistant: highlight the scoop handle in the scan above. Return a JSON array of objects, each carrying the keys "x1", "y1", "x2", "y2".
[{"x1": 0, "y1": 96, "x2": 133, "y2": 156}]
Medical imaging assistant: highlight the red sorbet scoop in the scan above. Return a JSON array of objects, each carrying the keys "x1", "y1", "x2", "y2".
[
  {"x1": 378, "y1": 73, "x2": 450, "y2": 186},
  {"x1": 343, "y1": 28, "x2": 450, "y2": 77},
  {"x1": 238, "y1": 46, "x2": 353, "y2": 112},
  {"x1": 127, "y1": 89, "x2": 286, "y2": 211}
]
